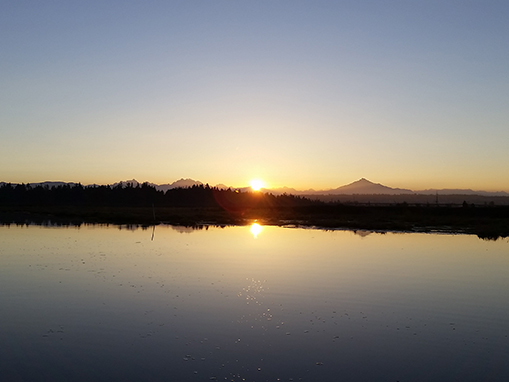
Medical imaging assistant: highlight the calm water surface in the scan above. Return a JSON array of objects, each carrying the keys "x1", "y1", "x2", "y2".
[{"x1": 0, "y1": 224, "x2": 508, "y2": 381}]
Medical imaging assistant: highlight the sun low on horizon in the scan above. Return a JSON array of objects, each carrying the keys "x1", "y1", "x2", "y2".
[
  {"x1": 249, "y1": 179, "x2": 266, "y2": 192},
  {"x1": 1, "y1": 2, "x2": 509, "y2": 193}
]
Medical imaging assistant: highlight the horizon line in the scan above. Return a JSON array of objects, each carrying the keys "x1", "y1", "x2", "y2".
[{"x1": 1, "y1": 178, "x2": 508, "y2": 195}]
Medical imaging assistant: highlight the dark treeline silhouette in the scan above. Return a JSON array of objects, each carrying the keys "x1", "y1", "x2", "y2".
[
  {"x1": 304, "y1": 193, "x2": 509, "y2": 206},
  {"x1": 0, "y1": 182, "x2": 317, "y2": 209},
  {"x1": 2, "y1": 182, "x2": 509, "y2": 240}
]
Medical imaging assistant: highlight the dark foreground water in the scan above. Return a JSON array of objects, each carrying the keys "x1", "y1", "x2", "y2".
[{"x1": 1, "y1": 224, "x2": 508, "y2": 382}]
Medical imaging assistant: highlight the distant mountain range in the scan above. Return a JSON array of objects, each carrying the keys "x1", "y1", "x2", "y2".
[
  {"x1": 113, "y1": 178, "x2": 235, "y2": 193},
  {"x1": 114, "y1": 178, "x2": 205, "y2": 192},
  {"x1": 267, "y1": 178, "x2": 414, "y2": 196},
  {"x1": 1, "y1": 178, "x2": 508, "y2": 197},
  {"x1": 267, "y1": 178, "x2": 509, "y2": 197}
]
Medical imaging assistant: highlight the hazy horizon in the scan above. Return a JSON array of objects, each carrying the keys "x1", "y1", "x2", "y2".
[
  {"x1": 2, "y1": 176, "x2": 509, "y2": 194},
  {"x1": 2, "y1": 2, "x2": 508, "y2": 191}
]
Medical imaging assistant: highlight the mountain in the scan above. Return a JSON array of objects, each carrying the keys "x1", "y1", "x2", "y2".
[
  {"x1": 154, "y1": 178, "x2": 204, "y2": 192},
  {"x1": 0, "y1": 181, "x2": 79, "y2": 188},
  {"x1": 114, "y1": 179, "x2": 144, "y2": 188},
  {"x1": 113, "y1": 178, "x2": 231, "y2": 192},
  {"x1": 215, "y1": 183, "x2": 232, "y2": 190},
  {"x1": 415, "y1": 188, "x2": 509, "y2": 197},
  {"x1": 264, "y1": 186, "x2": 318, "y2": 195},
  {"x1": 326, "y1": 178, "x2": 414, "y2": 195},
  {"x1": 2, "y1": 178, "x2": 508, "y2": 197},
  {"x1": 305, "y1": 179, "x2": 509, "y2": 197},
  {"x1": 168, "y1": 178, "x2": 204, "y2": 189},
  {"x1": 112, "y1": 178, "x2": 204, "y2": 192},
  {"x1": 38, "y1": 181, "x2": 78, "y2": 188},
  {"x1": 267, "y1": 179, "x2": 413, "y2": 195}
]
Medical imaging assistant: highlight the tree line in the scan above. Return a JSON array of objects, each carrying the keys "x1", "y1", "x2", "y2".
[{"x1": 0, "y1": 182, "x2": 319, "y2": 210}]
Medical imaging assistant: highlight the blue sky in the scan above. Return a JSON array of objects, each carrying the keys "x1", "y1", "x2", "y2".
[{"x1": 2, "y1": 1, "x2": 508, "y2": 190}]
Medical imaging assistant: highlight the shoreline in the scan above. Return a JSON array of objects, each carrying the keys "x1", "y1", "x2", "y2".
[{"x1": 1, "y1": 205, "x2": 508, "y2": 240}]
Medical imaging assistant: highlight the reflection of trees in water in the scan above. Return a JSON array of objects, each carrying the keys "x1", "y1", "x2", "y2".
[
  {"x1": 170, "y1": 225, "x2": 207, "y2": 234},
  {"x1": 169, "y1": 225, "x2": 233, "y2": 234},
  {"x1": 0, "y1": 217, "x2": 85, "y2": 228},
  {"x1": 353, "y1": 230, "x2": 372, "y2": 238},
  {"x1": 2, "y1": 183, "x2": 509, "y2": 241}
]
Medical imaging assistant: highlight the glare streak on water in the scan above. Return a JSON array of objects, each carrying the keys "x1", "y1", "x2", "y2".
[{"x1": 0, "y1": 224, "x2": 508, "y2": 382}]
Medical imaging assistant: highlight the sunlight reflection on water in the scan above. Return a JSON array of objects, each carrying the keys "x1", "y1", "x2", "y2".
[
  {"x1": 250, "y1": 222, "x2": 263, "y2": 238},
  {"x1": 0, "y1": 224, "x2": 508, "y2": 381}
]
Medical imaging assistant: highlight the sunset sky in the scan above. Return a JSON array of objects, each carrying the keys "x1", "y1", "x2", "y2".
[{"x1": 2, "y1": 1, "x2": 508, "y2": 191}]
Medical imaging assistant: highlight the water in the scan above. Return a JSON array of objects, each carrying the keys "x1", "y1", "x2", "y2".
[{"x1": 1, "y1": 224, "x2": 508, "y2": 381}]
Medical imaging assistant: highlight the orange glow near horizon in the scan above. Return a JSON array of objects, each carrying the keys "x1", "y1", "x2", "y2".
[{"x1": 249, "y1": 179, "x2": 265, "y2": 191}]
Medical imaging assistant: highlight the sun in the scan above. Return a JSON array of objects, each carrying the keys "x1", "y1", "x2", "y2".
[{"x1": 249, "y1": 179, "x2": 265, "y2": 191}]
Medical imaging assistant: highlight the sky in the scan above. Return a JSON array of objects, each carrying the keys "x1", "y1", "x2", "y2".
[{"x1": 1, "y1": 1, "x2": 509, "y2": 191}]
